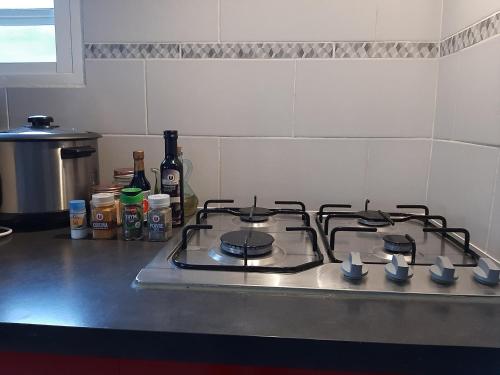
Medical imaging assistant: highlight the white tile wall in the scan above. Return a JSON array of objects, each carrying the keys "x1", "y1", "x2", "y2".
[
  {"x1": 434, "y1": 36, "x2": 500, "y2": 146},
  {"x1": 427, "y1": 141, "x2": 499, "y2": 250},
  {"x1": 220, "y1": 0, "x2": 377, "y2": 42},
  {"x1": 7, "y1": 60, "x2": 147, "y2": 134},
  {"x1": 83, "y1": 0, "x2": 218, "y2": 42},
  {"x1": 294, "y1": 60, "x2": 437, "y2": 138},
  {"x1": 98, "y1": 135, "x2": 219, "y2": 204},
  {"x1": 487, "y1": 169, "x2": 500, "y2": 261},
  {"x1": 453, "y1": 37, "x2": 500, "y2": 146},
  {"x1": 434, "y1": 54, "x2": 459, "y2": 140},
  {"x1": 442, "y1": 0, "x2": 500, "y2": 38},
  {"x1": 375, "y1": 0, "x2": 442, "y2": 41},
  {"x1": 220, "y1": 138, "x2": 368, "y2": 209},
  {"x1": 365, "y1": 139, "x2": 431, "y2": 211},
  {"x1": 146, "y1": 60, "x2": 295, "y2": 137},
  {"x1": 0, "y1": 89, "x2": 7, "y2": 130}
]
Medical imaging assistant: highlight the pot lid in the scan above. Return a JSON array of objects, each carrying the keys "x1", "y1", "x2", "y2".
[{"x1": 0, "y1": 115, "x2": 102, "y2": 141}]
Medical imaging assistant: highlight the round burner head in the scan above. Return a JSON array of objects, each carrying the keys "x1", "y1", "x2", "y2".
[
  {"x1": 239, "y1": 206, "x2": 271, "y2": 223},
  {"x1": 383, "y1": 234, "x2": 412, "y2": 253},
  {"x1": 358, "y1": 210, "x2": 390, "y2": 227},
  {"x1": 220, "y1": 230, "x2": 274, "y2": 257}
]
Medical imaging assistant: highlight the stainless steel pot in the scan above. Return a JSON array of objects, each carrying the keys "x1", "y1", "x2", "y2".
[{"x1": 0, "y1": 115, "x2": 101, "y2": 229}]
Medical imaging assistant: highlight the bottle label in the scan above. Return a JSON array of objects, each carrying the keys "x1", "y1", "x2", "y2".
[
  {"x1": 70, "y1": 212, "x2": 86, "y2": 230},
  {"x1": 161, "y1": 169, "x2": 182, "y2": 226},
  {"x1": 123, "y1": 205, "x2": 143, "y2": 238}
]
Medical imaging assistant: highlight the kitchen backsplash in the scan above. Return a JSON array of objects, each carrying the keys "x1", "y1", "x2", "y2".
[{"x1": 1, "y1": 0, "x2": 499, "y2": 260}]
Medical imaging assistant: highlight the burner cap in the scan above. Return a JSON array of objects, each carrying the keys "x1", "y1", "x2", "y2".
[
  {"x1": 358, "y1": 210, "x2": 390, "y2": 227},
  {"x1": 239, "y1": 206, "x2": 271, "y2": 223},
  {"x1": 383, "y1": 234, "x2": 412, "y2": 253},
  {"x1": 220, "y1": 230, "x2": 274, "y2": 257}
]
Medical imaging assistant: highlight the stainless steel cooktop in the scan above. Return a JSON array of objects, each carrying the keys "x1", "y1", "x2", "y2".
[{"x1": 135, "y1": 199, "x2": 500, "y2": 297}]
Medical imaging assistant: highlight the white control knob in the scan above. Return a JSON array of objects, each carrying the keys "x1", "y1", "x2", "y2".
[
  {"x1": 341, "y1": 252, "x2": 368, "y2": 280},
  {"x1": 429, "y1": 256, "x2": 458, "y2": 284},
  {"x1": 385, "y1": 254, "x2": 413, "y2": 282},
  {"x1": 473, "y1": 258, "x2": 500, "y2": 286}
]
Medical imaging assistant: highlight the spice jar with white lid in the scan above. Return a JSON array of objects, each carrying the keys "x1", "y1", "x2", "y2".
[
  {"x1": 91, "y1": 193, "x2": 117, "y2": 239},
  {"x1": 147, "y1": 194, "x2": 172, "y2": 242}
]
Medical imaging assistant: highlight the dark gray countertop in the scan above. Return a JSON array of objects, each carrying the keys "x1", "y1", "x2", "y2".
[{"x1": 0, "y1": 227, "x2": 499, "y2": 351}]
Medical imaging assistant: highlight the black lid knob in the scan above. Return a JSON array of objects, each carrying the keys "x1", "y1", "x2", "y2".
[{"x1": 28, "y1": 115, "x2": 54, "y2": 128}]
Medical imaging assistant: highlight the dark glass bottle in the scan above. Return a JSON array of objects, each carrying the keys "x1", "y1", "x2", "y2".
[
  {"x1": 160, "y1": 130, "x2": 184, "y2": 227},
  {"x1": 129, "y1": 150, "x2": 151, "y2": 221}
]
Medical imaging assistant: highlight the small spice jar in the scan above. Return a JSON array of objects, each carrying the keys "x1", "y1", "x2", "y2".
[
  {"x1": 91, "y1": 193, "x2": 117, "y2": 240},
  {"x1": 69, "y1": 200, "x2": 88, "y2": 239},
  {"x1": 90, "y1": 184, "x2": 123, "y2": 225},
  {"x1": 147, "y1": 194, "x2": 173, "y2": 242},
  {"x1": 121, "y1": 187, "x2": 144, "y2": 241}
]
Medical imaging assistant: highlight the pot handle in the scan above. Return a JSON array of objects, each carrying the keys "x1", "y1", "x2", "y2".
[{"x1": 61, "y1": 145, "x2": 96, "y2": 159}]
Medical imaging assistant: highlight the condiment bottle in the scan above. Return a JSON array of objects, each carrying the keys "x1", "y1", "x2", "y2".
[
  {"x1": 128, "y1": 150, "x2": 151, "y2": 222},
  {"x1": 161, "y1": 130, "x2": 184, "y2": 227},
  {"x1": 121, "y1": 187, "x2": 144, "y2": 240},
  {"x1": 147, "y1": 194, "x2": 173, "y2": 242},
  {"x1": 69, "y1": 200, "x2": 88, "y2": 239},
  {"x1": 91, "y1": 193, "x2": 117, "y2": 239}
]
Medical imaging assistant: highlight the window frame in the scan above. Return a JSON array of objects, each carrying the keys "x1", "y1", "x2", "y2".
[{"x1": 0, "y1": 0, "x2": 83, "y2": 88}]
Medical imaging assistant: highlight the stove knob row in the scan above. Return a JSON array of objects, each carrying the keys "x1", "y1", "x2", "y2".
[
  {"x1": 429, "y1": 256, "x2": 458, "y2": 285},
  {"x1": 385, "y1": 254, "x2": 413, "y2": 282},
  {"x1": 341, "y1": 252, "x2": 368, "y2": 280},
  {"x1": 340, "y1": 254, "x2": 499, "y2": 287},
  {"x1": 473, "y1": 258, "x2": 500, "y2": 286}
]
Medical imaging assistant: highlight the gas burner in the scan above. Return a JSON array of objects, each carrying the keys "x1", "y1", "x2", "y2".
[
  {"x1": 383, "y1": 234, "x2": 412, "y2": 253},
  {"x1": 238, "y1": 206, "x2": 271, "y2": 223},
  {"x1": 220, "y1": 230, "x2": 274, "y2": 257},
  {"x1": 357, "y1": 210, "x2": 391, "y2": 227}
]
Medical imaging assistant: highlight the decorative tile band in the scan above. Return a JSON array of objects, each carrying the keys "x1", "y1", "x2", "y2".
[
  {"x1": 181, "y1": 42, "x2": 333, "y2": 59},
  {"x1": 85, "y1": 43, "x2": 180, "y2": 58},
  {"x1": 441, "y1": 11, "x2": 500, "y2": 56},
  {"x1": 84, "y1": 42, "x2": 435, "y2": 60},
  {"x1": 335, "y1": 42, "x2": 438, "y2": 58}
]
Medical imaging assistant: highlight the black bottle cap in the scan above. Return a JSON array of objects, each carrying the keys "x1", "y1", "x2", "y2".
[{"x1": 164, "y1": 130, "x2": 178, "y2": 139}]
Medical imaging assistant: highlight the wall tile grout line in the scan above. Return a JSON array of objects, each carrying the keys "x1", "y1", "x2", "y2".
[
  {"x1": 217, "y1": 0, "x2": 221, "y2": 43},
  {"x1": 217, "y1": 137, "x2": 222, "y2": 200},
  {"x1": 485, "y1": 151, "x2": 500, "y2": 252},
  {"x1": 291, "y1": 60, "x2": 297, "y2": 138},
  {"x1": 143, "y1": 60, "x2": 149, "y2": 135}
]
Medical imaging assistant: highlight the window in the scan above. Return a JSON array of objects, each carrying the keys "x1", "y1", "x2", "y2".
[{"x1": 0, "y1": 0, "x2": 83, "y2": 87}]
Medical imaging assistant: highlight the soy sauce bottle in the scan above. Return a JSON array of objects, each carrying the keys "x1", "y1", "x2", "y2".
[
  {"x1": 160, "y1": 130, "x2": 184, "y2": 227},
  {"x1": 129, "y1": 150, "x2": 151, "y2": 222}
]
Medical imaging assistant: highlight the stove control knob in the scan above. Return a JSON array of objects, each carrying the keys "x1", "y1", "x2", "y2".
[
  {"x1": 341, "y1": 252, "x2": 368, "y2": 280},
  {"x1": 430, "y1": 256, "x2": 458, "y2": 284},
  {"x1": 473, "y1": 258, "x2": 500, "y2": 286},
  {"x1": 385, "y1": 254, "x2": 413, "y2": 282}
]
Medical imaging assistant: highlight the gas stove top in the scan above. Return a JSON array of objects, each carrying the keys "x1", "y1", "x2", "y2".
[{"x1": 135, "y1": 198, "x2": 500, "y2": 297}]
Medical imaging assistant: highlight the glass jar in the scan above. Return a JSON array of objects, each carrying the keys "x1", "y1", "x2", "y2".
[
  {"x1": 91, "y1": 193, "x2": 117, "y2": 240},
  {"x1": 113, "y1": 167, "x2": 134, "y2": 187},
  {"x1": 91, "y1": 184, "x2": 123, "y2": 225},
  {"x1": 147, "y1": 194, "x2": 173, "y2": 242},
  {"x1": 121, "y1": 187, "x2": 144, "y2": 240}
]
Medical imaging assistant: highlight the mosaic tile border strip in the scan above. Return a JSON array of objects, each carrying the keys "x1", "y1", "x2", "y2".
[
  {"x1": 336, "y1": 42, "x2": 438, "y2": 58},
  {"x1": 181, "y1": 43, "x2": 333, "y2": 58},
  {"x1": 441, "y1": 11, "x2": 500, "y2": 57},
  {"x1": 85, "y1": 43, "x2": 180, "y2": 58},
  {"x1": 85, "y1": 42, "x2": 435, "y2": 59}
]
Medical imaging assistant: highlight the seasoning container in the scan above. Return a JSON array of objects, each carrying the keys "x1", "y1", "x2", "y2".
[
  {"x1": 121, "y1": 187, "x2": 144, "y2": 240},
  {"x1": 113, "y1": 167, "x2": 134, "y2": 187},
  {"x1": 90, "y1": 184, "x2": 123, "y2": 225},
  {"x1": 69, "y1": 200, "x2": 88, "y2": 239},
  {"x1": 147, "y1": 194, "x2": 173, "y2": 242},
  {"x1": 91, "y1": 193, "x2": 117, "y2": 239}
]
